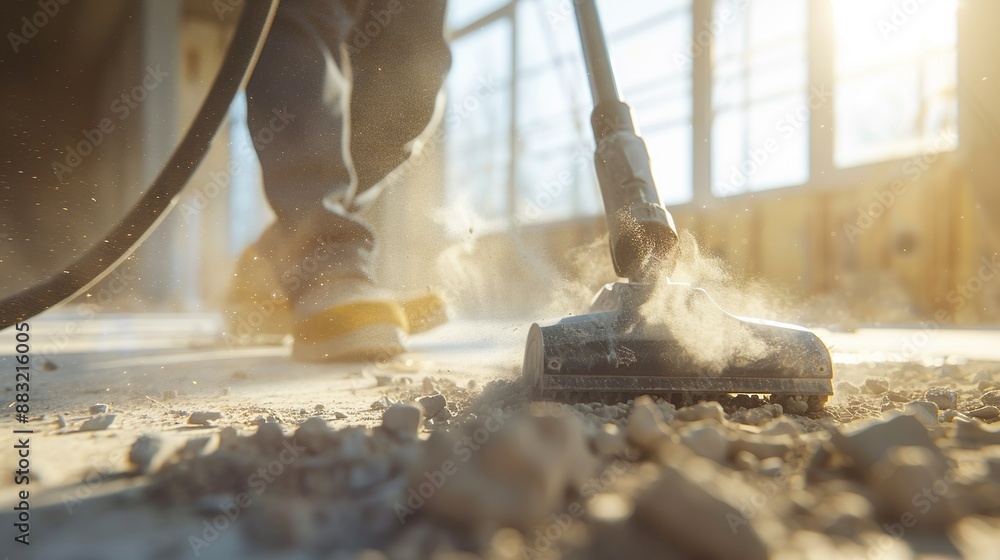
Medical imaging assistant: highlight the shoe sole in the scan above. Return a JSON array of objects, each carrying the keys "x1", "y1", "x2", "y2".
[{"x1": 291, "y1": 323, "x2": 406, "y2": 363}]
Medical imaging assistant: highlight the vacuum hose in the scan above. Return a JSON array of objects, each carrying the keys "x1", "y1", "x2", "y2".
[
  {"x1": 0, "y1": 1, "x2": 280, "y2": 330},
  {"x1": 574, "y1": 0, "x2": 679, "y2": 281}
]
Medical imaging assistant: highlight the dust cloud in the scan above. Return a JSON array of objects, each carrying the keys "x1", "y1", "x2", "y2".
[{"x1": 638, "y1": 231, "x2": 786, "y2": 374}]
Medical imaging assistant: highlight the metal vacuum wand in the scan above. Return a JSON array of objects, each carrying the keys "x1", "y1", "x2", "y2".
[{"x1": 574, "y1": 0, "x2": 679, "y2": 281}]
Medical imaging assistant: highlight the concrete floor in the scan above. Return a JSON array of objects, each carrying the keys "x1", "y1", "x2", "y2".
[
  {"x1": 1, "y1": 310, "x2": 999, "y2": 507},
  {"x1": 1, "y1": 310, "x2": 1000, "y2": 558}
]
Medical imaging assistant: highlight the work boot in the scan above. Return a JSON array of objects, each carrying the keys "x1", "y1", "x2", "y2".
[
  {"x1": 224, "y1": 242, "x2": 448, "y2": 358},
  {"x1": 224, "y1": 244, "x2": 293, "y2": 344}
]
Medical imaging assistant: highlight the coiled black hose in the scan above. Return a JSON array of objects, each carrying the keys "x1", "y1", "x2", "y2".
[{"x1": 0, "y1": 0, "x2": 279, "y2": 330}]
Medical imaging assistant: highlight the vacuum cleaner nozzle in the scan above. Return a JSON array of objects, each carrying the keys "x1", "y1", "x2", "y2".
[{"x1": 523, "y1": 282, "x2": 833, "y2": 410}]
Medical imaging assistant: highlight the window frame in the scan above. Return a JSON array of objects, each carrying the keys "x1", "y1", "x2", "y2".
[{"x1": 445, "y1": 0, "x2": 963, "y2": 219}]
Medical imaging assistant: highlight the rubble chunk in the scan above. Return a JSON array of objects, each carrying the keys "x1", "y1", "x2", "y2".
[
  {"x1": 79, "y1": 414, "x2": 116, "y2": 432},
  {"x1": 187, "y1": 411, "x2": 223, "y2": 426},
  {"x1": 627, "y1": 396, "x2": 678, "y2": 451},
  {"x1": 371, "y1": 396, "x2": 394, "y2": 410},
  {"x1": 863, "y1": 377, "x2": 890, "y2": 395},
  {"x1": 923, "y1": 387, "x2": 958, "y2": 411},
  {"x1": 417, "y1": 394, "x2": 447, "y2": 419},
  {"x1": 675, "y1": 401, "x2": 725, "y2": 423},
  {"x1": 679, "y1": 423, "x2": 729, "y2": 464},
  {"x1": 982, "y1": 390, "x2": 1000, "y2": 408},
  {"x1": 830, "y1": 415, "x2": 944, "y2": 473},
  {"x1": 129, "y1": 434, "x2": 182, "y2": 474},
  {"x1": 381, "y1": 403, "x2": 424, "y2": 438},
  {"x1": 868, "y1": 446, "x2": 955, "y2": 529},
  {"x1": 969, "y1": 406, "x2": 1000, "y2": 421},
  {"x1": 836, "y1": 381, "x2": 861, "y2": 396},
  {"x1": 634, "y1": 463, "x2": 768, "y2": 560},
  {"x1": 902, "y1": 401, "x2": 939, "y2": 428}
]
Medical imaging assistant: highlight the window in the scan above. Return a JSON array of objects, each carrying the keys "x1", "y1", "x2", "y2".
[
  {"x1": 711, "y1": 0, "x2": 809, "y2": 196},
  {"x1": 443, "y1": 0, "x2": 962, "y2": 219},
  {"x1": 444, "y1": 17, "x2": 513, "y2": 230},
  {"x1": 602, "y1": 0, "x2": 692, "y2": 206},
  {"x1": 444, "y1": 0, "x2": 694, "y2": 230},
  {"x1": 831, "y1": 0, "x2": 958, "y2": 168}
]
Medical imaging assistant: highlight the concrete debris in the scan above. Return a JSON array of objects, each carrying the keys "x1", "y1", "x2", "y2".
[
  {"x1": 836, "y1": 381, "x2": 861, "y2": 396},
  {"x1": 89, "y1": 403, "x2": 109, "y2": 415},
  {"x1": 730, "y1": 432, "x2": 793, "y2": 461},
  {"x1": 76, "y1": 362, "x2": 1000, "y2": 559},
  {"x1": 942, "y1": 409, "x2": 974, "y2": 423},
  {"x1": 674, "y1": 401, "x2": 725, "y2": 423},
  {"x1": 729, "y1": 404, "x2": 783, "y2": 426},
  {"x1": 903, "y1": 400, "x2": 940, "y2": 428},
  {"x1": 970, "y1": 406, "x2": 1000, "y2": 420},
  {"x1": 758, "y1": 456, "x2": 784, "y2": 477},
  {"x1": 830, "y1": 414, "x2": 944, "y2": 473},
  {"x1": 678, "y1": 422, "x2": 729, "y2": 464},
  {"x1": 129, "y1": 433, "x2": 183, "y2": 474},
  {"x1": 381, "y1": 403, "x2": 424, "y2": 438},
  {"x1": 868, "y1": 446, "x2": 956, "y2": 529},
  {"x1": 634, "y1": 461, "x2": 769, "y2": 560},
  {"x1": 626, "y1": 396, "x2": 677, "y2": 452},
  {"x1": 924, "y1": 386, "x2": 959, "y2": 410},
  {"x1": 371, "y1": 396, "x2": 394, "y2": 410},
  {"x1": 79, "y1": 414, "x2": 116, "y2": 432},
  {"x1": 982, "y1": 390, "x2": 1000, "y2": 408},
  {"x1": 417, "y1": 394, "x2": 447, "y2": 419},
  {"x1": 187, "y1": 411, "x2": 223, "y2": 426},
  {"x1": 863, "y1": 377, "x2": 890, "y2": 395}
]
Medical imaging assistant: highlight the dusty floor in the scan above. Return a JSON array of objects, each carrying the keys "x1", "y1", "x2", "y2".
[{"x1": 2, "y1": 311, "x2": 1000, "y2": 559}]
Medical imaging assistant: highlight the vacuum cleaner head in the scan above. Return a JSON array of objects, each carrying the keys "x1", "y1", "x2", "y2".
[{"x1": 523, "y1": 281, "x2": 833, "y2": 411}]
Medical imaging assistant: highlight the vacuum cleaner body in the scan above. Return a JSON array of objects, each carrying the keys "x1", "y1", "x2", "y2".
[{"x1": 522, "y1": 0, "x2": 834, "y2": 409}]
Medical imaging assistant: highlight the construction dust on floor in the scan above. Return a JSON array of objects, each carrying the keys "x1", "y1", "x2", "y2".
[{"x1": 2, "y1": 317, "x2": 1000, "y2": 559}]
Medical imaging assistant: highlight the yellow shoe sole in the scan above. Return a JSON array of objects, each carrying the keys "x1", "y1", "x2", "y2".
[{"x1": 291, "y1": 301, "x2": 408, "y2": 363}]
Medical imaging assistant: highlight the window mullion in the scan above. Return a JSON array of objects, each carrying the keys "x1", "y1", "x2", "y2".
[
  {"x1": 808, "y1": 0, "x2": 835, "y2": 182},
  {"x1": 691, "y1": 0, "x2": 713, "y2": 206}
]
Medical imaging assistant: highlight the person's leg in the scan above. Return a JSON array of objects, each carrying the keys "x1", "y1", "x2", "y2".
[
  {"x1": 239, "y1": 0, "x2": 450, "y2": 360},
  {"x1": 345, "y1": 0, "x2": 451, "y2": 203}
]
